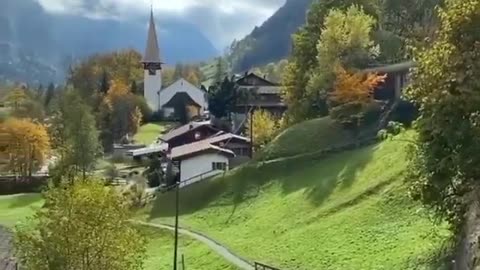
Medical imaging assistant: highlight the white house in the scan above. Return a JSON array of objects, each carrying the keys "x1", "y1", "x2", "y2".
[{"x1": 170, "y1": 142, "x2": 234, "y2": 187}]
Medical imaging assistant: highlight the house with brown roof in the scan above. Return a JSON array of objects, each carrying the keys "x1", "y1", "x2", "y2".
[
  {"x1": 160, "y1": 120, "x2": 220, "y2": 149},
  {"x1": 169, "y1": 132, "x2": 250, "y2": 187}
]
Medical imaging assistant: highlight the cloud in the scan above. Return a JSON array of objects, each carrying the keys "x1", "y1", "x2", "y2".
[{"x1": 36, "y1": 0, "x2": 286, "y2": 48}]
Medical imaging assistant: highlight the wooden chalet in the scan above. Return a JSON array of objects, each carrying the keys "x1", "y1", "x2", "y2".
[
  {"x1": 235, "y1": 73, "x2": 287, "y2": 116},
  {"x1": 160, "y1": 120, "x2": 221, "y2": 149}
]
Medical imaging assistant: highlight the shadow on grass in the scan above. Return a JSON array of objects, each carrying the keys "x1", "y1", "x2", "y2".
[
  {"x1": 148, "y1": 143, "x2": 377, "y2": 220},
  {"x1": 8, "y1": 193, "x2": 43, "y2": 209}
]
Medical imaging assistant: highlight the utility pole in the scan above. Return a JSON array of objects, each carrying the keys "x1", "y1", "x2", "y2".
[
  {"x1": 250, "y1": 108, "x2": 254, "y2": 158},
  {"x1": 173, "y1": 159, "x2": 180, "y2": 270}
]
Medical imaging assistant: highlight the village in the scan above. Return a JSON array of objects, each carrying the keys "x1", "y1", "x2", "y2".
[{"x1": 2, "y1": 0, "x2": 477, "y2": 269}]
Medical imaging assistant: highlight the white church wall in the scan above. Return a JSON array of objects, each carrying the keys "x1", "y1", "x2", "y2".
[{"x1": 144, "y1": 69, "x2": 162, "y2": 112}]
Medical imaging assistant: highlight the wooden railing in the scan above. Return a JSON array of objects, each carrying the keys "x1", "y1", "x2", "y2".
[{"x1": 255, "y1": 262, "x2": 280, "y2": 270}]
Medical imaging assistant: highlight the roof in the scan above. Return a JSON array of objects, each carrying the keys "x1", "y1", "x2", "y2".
[
  {"x1": 204, "y1": 133, "x2": 250, "y2": 145},
  {"x1": 170, "y1": 142, "x2": 235, "y2": 160},
  {"x1": 236, "y1": 73, "x2": 279, "y2": 86},
  {"x1": 363, "y1": 61, "x2": 415, "y2": 74},
  {"x1": 163, "y1": 92, "x2": 202, "y2": 108},
  {"x1": 126, "y1": 143, "x2": 168, "y2": 157},
  {"x1": 236, "y1": 101, "x2": 287, "y2": 108},
  {"x1": 142, "y1": 9, "x2": 162, "y2": 63},
  {"x1": 161, "y1": 120, "x2": 215, "y2": 142},
  {"x1": 160, "y1": 78, "x2": 207, "y2": 93}
]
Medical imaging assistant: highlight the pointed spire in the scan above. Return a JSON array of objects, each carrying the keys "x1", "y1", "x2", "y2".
[{"x1": 142, "y1": 7, "x2": 162, "y2": 63}]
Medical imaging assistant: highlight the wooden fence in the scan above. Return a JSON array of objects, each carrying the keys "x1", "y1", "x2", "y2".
[{"x1": 255, "y1": 262, "x2": 280, "y2": 270}]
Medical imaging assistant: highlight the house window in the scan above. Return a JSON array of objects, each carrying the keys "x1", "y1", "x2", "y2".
[{"x1": 212, "y1": 162, "x2": 227, "y2": 171}]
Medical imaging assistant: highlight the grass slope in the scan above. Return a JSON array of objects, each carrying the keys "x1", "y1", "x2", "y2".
[
  {"x1": 134, "y1": 122, "x2": 174, "y2": 145},
  {"x1": 0, "y1": 194, "x2": 236, "y2": 269},
  {"x1": 148, "y1": 135, "x2": 451, "y2": 269},
  {"x1": 0, "y1": 193, "x2": 43, "y2": 228},
  {"x1": 142, "y1": 226, "x2": 239, "y2": 270},
  {"x1": 258, "y1": 117, "x2": 355, "y2": 160}
]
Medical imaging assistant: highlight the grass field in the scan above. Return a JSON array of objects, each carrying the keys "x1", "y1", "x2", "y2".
[
  {"x1": 134, "y1": 122, "x2": 175, "y2": 145},
  {"x1": 0, "y1": 194, "x2": 235, "y2": 269},
  {"x1": 146, "y1": 134, "x2": 451, "y2": 269},
  {"x1": 142, "y1": 226, "x2": 239, "y2": 270},
  {"x1": 257, "y1": 117, "x2": 355, "y2": 160},
  {"x1": 0, "y1": 193, "x2": 43, "y2": 228}
]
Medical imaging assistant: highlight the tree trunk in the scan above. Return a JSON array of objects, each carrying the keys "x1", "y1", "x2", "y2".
[{"x1": 455, "y1": 190, "x2": 480, "y2": 270}]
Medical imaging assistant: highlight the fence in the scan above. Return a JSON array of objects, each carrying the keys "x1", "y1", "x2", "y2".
[{"x1": 255, "y1": 262, "x2": 280, "y2": 270}]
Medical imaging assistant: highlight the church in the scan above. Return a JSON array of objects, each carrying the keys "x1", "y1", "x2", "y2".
[{"x1": 141, "y1": 10, "x2": 208, "y2": 118}]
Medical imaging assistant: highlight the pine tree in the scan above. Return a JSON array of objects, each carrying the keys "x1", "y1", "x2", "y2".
[
  {"x1": 44, "y1": 82, "x2": 55, "y2": 109},
  {"x1": 99, "y1": 70, "x2": 110, "y2": 95}
]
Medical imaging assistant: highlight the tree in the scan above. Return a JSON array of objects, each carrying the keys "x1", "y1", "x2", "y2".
[
  {"x1": 99, "y1": 70, "x2": 110, "y2": 95},
  {"x1": 405, "y1": 0, "x2": 480, "y2": 235},
  {"x1": 14, "y1": 179, "x2": 146, "y2": 270},
  {"x1": 282, "y1": 1, "x2": 380, "y2": 125},
  {"x1": 104, "y1": 79, "x2": 146, "y2": 142},
  {"x1": 213, "y1": 57, "x2": 227, "y2": 84},
  {"x1": 1, "y1": 118, "x2": 50, "y2": 178},
  {"x1": 62, "y1": 89, "x2": 101, "y2": 179},
  {"x1": 208, "y1": 76, "x2": 239, "y2": 119},
  {"x1": 331, "y1": 65, "x2": 386, "y2": 104},
  {"x1": 143, "y1": 155, "x2": 164, "y2": 188},
  {"x1": 44, "y1": 82, "x2": 55, "y2": 110},
  {"x1": 246, "y1": 109, "x2": 279, "y2": 150}
]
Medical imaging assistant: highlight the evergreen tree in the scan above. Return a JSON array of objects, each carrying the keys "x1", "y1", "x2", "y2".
[
  {"x1": 44, "y1": 82, "x2": 55, "y2": 109},
  {"x1": 99, "y1": 70, "x2": 110, "y2": 95},
  {"x1": 213, "y1": 57, "x2": 226, "y2": 84},
  {"x1": 130, "y1": 80, "x2": 138, "y2": 94},
  {"x1": 208, "y1": 76, "x2": 237, "y2": 119}
]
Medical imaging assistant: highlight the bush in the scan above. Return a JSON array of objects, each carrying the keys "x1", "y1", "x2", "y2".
[
  {"x1": 0, "y1": 177, "x2": 47, "y2": 195},
  {"x1": 15, "y1": 179, "x2": 147, "y2": 270}
]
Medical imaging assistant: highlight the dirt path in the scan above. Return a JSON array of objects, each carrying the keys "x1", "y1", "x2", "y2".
[{"x1": 134, "y1": 221, "x2": 254, "y2": 270}]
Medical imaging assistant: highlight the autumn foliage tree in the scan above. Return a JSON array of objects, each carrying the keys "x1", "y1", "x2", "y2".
[
  {"x1": 329, "y1": 65, "x2": 385, "y2": 133},
  {"x1": 246, "y1": 109, "x2": 279, "y2": 151},
  {"x1": 1, "y1": 118, "x2": 50, "y2": 178},
  {"x1": 15, "y1": 179, "x2": 146, "y2": 270},
  {"x1": 405, "y1": 0, "x2": 480, "y2": 244}
]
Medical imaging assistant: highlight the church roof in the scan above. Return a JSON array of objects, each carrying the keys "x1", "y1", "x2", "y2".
[{"x1": 142, "y1": 9, "x2": 162, "y2": 63}]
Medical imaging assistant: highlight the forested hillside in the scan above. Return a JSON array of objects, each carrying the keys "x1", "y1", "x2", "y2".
[
  {"x1": 0, "y1": 0, "x2": 218, "y2": 84},
  {"x1": 228, "y1": 0, "x2": 313, "y2": 72}
]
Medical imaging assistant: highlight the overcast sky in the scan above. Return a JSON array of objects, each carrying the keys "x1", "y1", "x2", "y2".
[{"x1": 36, "y1": 0, "x2": 286, "y2": 49}]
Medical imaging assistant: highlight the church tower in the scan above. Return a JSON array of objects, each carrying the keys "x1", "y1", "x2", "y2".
[{"x1": 142, "y1": 8, "x2": 163, "y2": 112}]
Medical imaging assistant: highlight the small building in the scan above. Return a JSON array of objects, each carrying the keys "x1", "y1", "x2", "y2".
[
  {"x1": 169, "y1": 132, "x2": 251, "y2": 187},
  {"x1": 233, "y1": 73, "x2": 286, "y2": 131},
  {"x1": 171, "y1": 143, "x2": 234, "y2": 187}
]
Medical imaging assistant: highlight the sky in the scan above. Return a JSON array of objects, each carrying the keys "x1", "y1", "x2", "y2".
[{"x1": 36, "y1": 0, "x2": 286, "y2": 49}]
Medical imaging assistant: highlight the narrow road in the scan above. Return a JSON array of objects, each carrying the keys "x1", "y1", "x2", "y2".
[{"x1": 134, "y1": 221, "x2": 254, "y2": 270}]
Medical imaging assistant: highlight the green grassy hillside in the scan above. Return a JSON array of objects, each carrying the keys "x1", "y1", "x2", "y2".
[
  {"x1": 147, "y1": 133, "x2": 451, "y2": 269},
  {"x1": 258, "y1": 117, "x2": 355, "y2": 160},
  {"x1": 142, "y1": 226, "x2": 239, "y2": 270},
  {"x1": 134, "y1": 122, "x2": 175, "y2": 145},
  {"x1": 0, "y1": 193, "x2": 43, "y2": 228}
]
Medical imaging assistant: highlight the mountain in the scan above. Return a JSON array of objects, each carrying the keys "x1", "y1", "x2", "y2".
[
  {"x1": 0, "y1": 0, "x2": 218, "y2": 84},
  {"x1": 228, "y1": 0, "x2": 313, "y2": 72}
]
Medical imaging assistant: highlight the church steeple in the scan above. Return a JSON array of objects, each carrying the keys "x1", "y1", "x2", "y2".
[
  {"x1": 142, "y1": 7, "x2": 163, "y2": 112},
  {"x1": 142, "y1": 8, "x2": 162, "y2": 64}
]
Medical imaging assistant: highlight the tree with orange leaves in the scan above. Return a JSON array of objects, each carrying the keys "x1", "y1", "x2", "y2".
[
  {"x1": 329, "y1": 65, "x2": 386, "y2": 132},
  {"x1": 1, "y1": 118, "x2": 50, "y2": 178},
  {"x1": 331, "y1": 65, "x2": 386, "y2": 104}
]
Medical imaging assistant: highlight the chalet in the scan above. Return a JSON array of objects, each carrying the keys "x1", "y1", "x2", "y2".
[
  {"x1": 170, "y1": 133, "x2": 250, "y2": 186},
  {"x1": 235, "y1": 73, "x2": 286, "y2": 115},
  {"x1": 364, "y1": 61, "x2": 415, "y2": 101},
  {"x1": 160, "y1": 120, "x2": 221, "y2": 149},
  {"x1": 233, "y1": 73, "x2": 286, "y2": 130}
]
